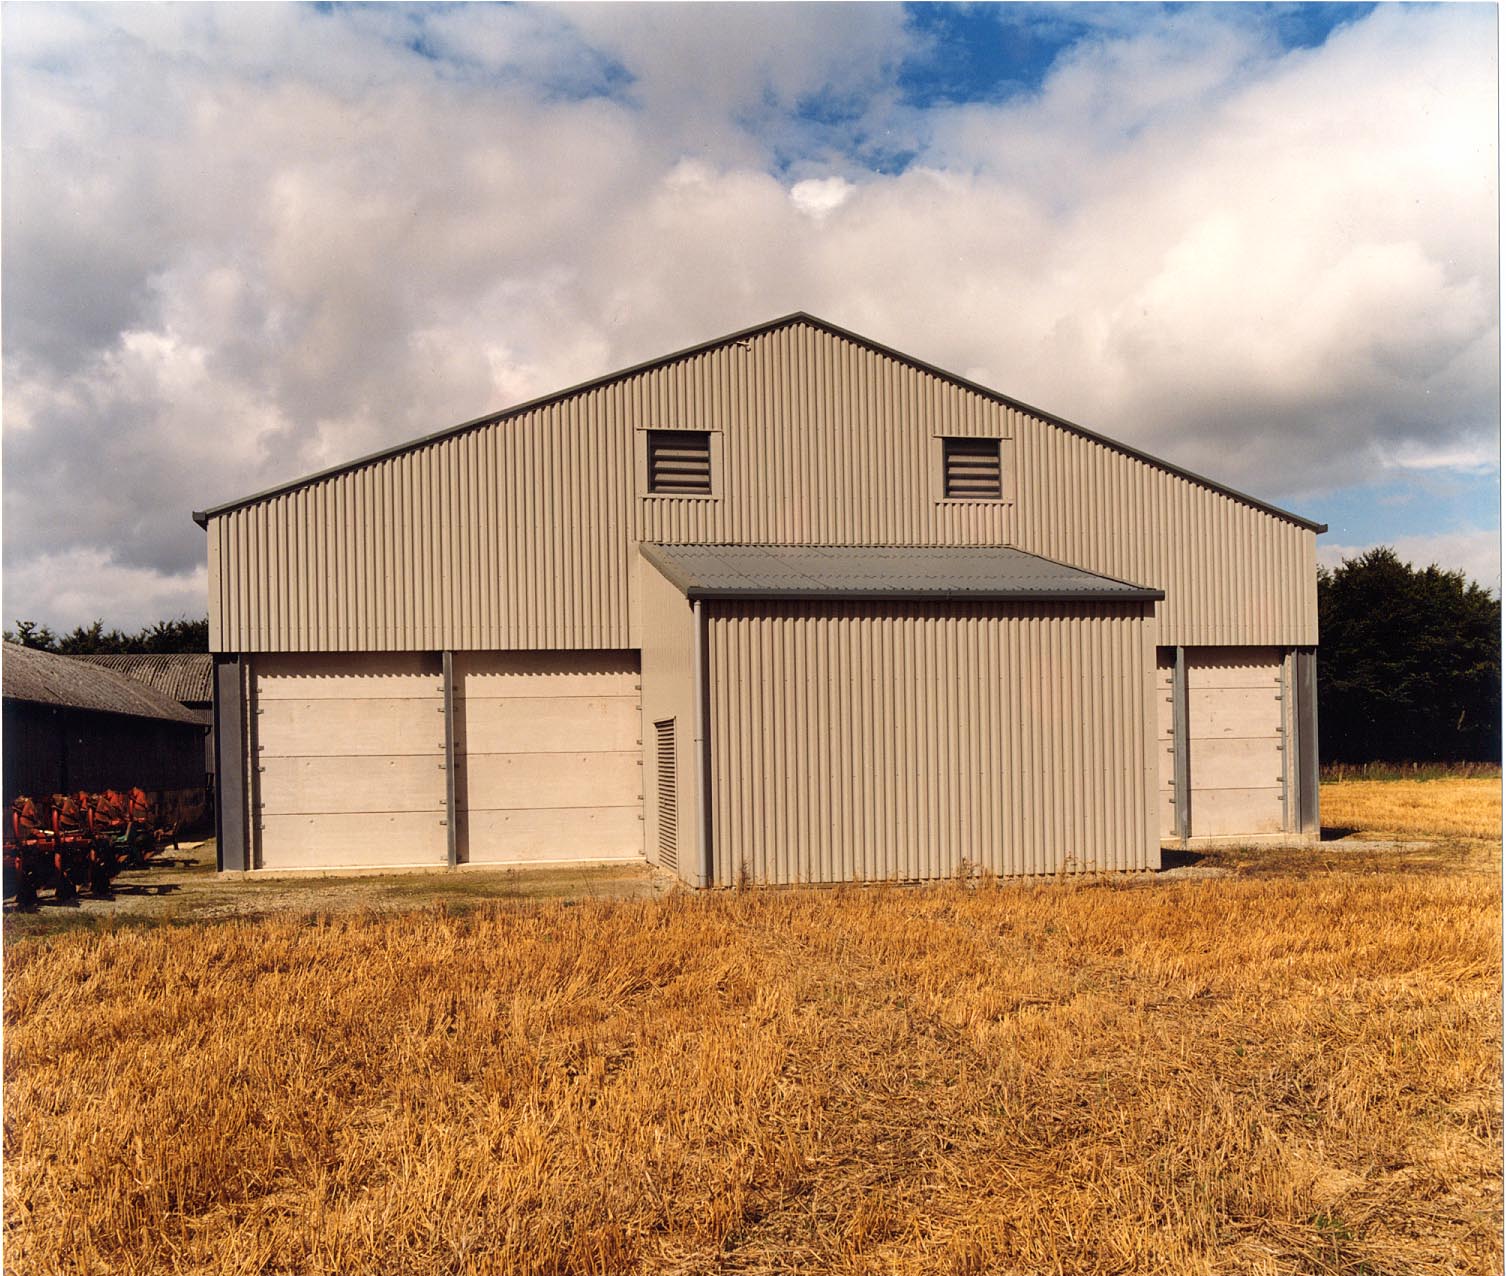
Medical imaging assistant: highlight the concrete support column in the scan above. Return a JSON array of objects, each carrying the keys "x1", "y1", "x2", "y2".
[
  {"x1": 1172, "y1": 645, "x2": 1191, "y2": 842},
  {"x1": 692, "y1": 600, "x2": 714, "y2": 889},
  {"x1": 442, "y1": 651, "x2": 458, "y2": 868},
  {"x1": 213, "y1": 655, "x2": 248, "y2": 872},
  {"x1": 1294, "y1": 648, "x2": 1320, "y2": 834}
]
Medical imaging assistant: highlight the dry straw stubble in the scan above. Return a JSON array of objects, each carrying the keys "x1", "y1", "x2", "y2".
[
  {"x1": 1319, "y1": 777, "x2": 1501, "y2": 840},
  {"x1": 4, "y1": 787, "x2": 1501, "y2": 1274}
]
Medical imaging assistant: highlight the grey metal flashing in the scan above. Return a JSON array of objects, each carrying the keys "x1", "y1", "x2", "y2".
[
  {"x1": 640, "y1": 542, "x2": 1164, "y2": 604},
  {"x1": 692, "y1": 599, "x2": 714, "y2": 889},
  {"x1": 442, "y1": 651, "x2": 458, "y2": 869},
  {"x1": 1295, "y1": 648, "x2": 1320, "y2": 834},
  {"x1": 213, "y1": 655, "x2": 248, "y2": 872},
  {"x1": 1172, "y1": 646, "x2": 1190, "y2": 843},
  {"x1": 681, "y1": 586, "x2": 1163, "y2": 604},
  {"x1": 191, "y1": 311, "x2": 1326, "y2": 534},
  {"x1": 1280, "y1": 651, "x2": 1292, "y2": 834}
]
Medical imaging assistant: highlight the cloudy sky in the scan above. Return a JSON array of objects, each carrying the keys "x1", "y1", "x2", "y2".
[{"x1": 2, "y1": 1, "x2": 1498, "y2": 631}]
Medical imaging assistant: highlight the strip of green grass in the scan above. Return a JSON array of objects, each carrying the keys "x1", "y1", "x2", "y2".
[{"x1": 1320, "y1": 761, "x2": 1501, "y2": 782}]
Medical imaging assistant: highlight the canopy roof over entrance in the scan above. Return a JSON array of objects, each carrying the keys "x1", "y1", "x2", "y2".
[{"x1": 641, "y1": 543, "x2": 1164, "y2": 604}]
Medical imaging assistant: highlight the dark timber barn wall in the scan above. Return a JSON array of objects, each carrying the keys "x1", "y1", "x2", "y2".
[
  {"x1": 198, "y1": 313, "x2": 1325, "y2": 881},
  {"x1": 73, "y1": 652, "x2": 217, "y2": 779},
  {"x1": 2, "y1": 645, "x2": 208, "y2": 806},
  {"x1": 2, "y1": 702, "x2": 206, "y2": 801}
]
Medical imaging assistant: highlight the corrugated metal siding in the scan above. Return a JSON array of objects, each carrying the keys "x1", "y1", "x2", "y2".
[
  {"x1": 1012, "y1": 417, "x2": 1317, "y2": 646},
  {"x1": 211, "y1": 402, "x2": 635, "y2": 652},
  {"x1": 207, "y1": 319, "x2": 1314, "y2": 653},
  {"x1": 705, "y1": 600, "x2": 1157, "y2": 886},
  {"x1": 633, "y1": 327, "x2": 1016, "y2": 549},
  {"x1": 209, "y1": 323, "x2": 1017, "y2": 653}
]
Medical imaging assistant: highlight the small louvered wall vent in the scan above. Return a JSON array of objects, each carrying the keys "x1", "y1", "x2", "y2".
[
  {"x1": 942, "y1": 437, "x2": 1002, "y2": 499},
  {"x1": 655, "y1": 719, "x2": 678, "y2": 872},
  {"x1": 648, "y1": 430, "x2": 712, "y2": 495}
]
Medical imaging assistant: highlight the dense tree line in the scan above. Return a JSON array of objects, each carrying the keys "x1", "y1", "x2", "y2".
[
  {"x1": 4, "y1": 617, "x2": 209, "y2": 655},
  {"x1": 1318, "y1": 548, "x2": 1499, "y2": 763}
]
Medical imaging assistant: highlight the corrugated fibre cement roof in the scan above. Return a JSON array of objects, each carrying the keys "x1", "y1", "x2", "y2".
[
  {"x1": 640, "y1": 543, "x2": 1164, "y2": 603},
  {"x1": 2, "y1": 643, "x2": 206, "y2": 725}
]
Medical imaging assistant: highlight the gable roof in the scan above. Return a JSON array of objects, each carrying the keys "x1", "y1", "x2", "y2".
[
  {"x1": 642, "y1": 542, "x2": 1164, "y2": 604},
  {"x1": 70, "y1": 653, "x2": 213, "y2": 705},
  {"x1": 193, "y1": 312, "x2": 1326, "y2": 533},
  {"x1": 2, "y1": 644, "x2": 206, "y2": 725}
]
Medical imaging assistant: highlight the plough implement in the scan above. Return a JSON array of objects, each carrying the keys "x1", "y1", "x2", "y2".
[{"x1": 3, "y1": 788, "x2": 185, "y2": 909}]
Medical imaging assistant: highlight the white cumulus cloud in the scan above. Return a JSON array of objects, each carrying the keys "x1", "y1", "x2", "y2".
[
  {"x1": 790, "y1": 177, "x2": 856, "y2": 220},
  {"x1": 0, "y1": 3, "x2": 1496, "y2": 630},
  {"x1": 1319, "y1": 531, "x2": 1501, "y2": 595}
]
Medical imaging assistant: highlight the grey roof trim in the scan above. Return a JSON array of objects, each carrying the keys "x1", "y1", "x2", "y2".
[
  {"x1": 193, "y1": 312, "x2": 1327, "y2": 533},
  {"x1": 640, "y1": 542, "x2": 1166, "y2": 604}
]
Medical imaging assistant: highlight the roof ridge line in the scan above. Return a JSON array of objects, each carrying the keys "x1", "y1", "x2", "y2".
[{"x1": 194, "y1": 311, "x2": 1326, "y2": 533}]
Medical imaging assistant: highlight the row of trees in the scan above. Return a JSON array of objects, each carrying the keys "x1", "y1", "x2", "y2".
[
  {"x1": 4, "y1": 618, "x2": 209, "y2": 655},
  {"x1": 4, "y1": 548, "x2": 1497, "y2": 761},
  {"x1": 1318, "y1": 548, "x2": 1499, "y2": 763}
]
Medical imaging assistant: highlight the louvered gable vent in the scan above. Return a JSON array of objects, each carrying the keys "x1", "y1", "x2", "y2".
[
  {"x1": 942, "y1": 437, "x2": 1003, "y2": 500},
  {"x1": 655, "y1": 719, "x2": 678, "y2": 872},
  {"x1": 648, "y1": 430, "x2": 712, "y2": 495}
]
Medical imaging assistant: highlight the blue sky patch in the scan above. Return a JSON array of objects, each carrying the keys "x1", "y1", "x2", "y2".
[
  {"x1": 1313, "y1": 469, "x2": 1500, "y2": 546},
  {"x1": 896, "y1": 2, "x2": 1379, "y2": 109}
]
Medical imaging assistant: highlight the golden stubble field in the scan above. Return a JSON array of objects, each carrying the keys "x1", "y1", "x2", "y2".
[
  {"x1": 1319, "y1": 777, "x2": 1502, "y2": 840},
  {"x1": 4, "y1": 782, "x2": 1501, "y2": 1275}
]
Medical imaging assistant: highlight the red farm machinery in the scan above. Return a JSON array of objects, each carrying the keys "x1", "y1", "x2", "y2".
[{"x1": 4, "y1": 788, "x2": 187, "y2": 909}]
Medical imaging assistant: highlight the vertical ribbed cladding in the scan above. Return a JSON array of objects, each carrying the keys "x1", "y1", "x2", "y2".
[
  {"x1": 704, "y1": 599, "x2": 1155, "y2": 886},
  {"x1": 206, "y1": 518, "x2": 223, "y2": 652},
  {"x1": 1010, "y1": 412, "x2": 1317, "y2": 647},
  {"x1": 212, "y1": 378, "x2": 640, "y2": 652},
  {"x1": 205, "y1": 317, "x2": 1313, "y2": 654},
  {"x1": 632, "y1": 322, "x2": 1013, "y2": 550}
]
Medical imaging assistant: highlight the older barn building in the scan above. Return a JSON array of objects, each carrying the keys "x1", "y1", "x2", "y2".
[
  {"x1": 196, "y1": 313, "x2": 1323, "y2": 883},
  {"x1": 72, "y1": 652, "x2": 216, "y2": 780},
  {"x1": 2, "y1": 643, "x2": 208, "y2": 808}
]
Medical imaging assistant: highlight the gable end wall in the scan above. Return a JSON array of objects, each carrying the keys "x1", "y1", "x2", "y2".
[{"x1": 207, "y1": 320, "x2": 1316, "y2": 652}]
